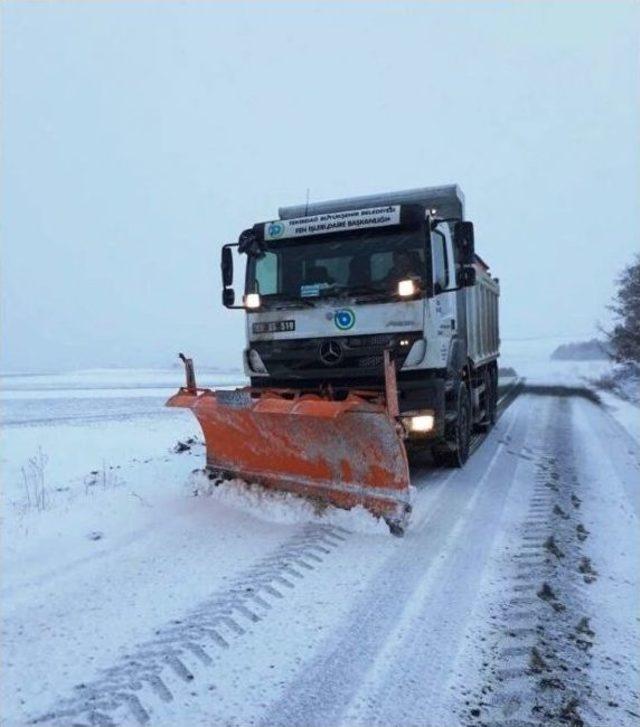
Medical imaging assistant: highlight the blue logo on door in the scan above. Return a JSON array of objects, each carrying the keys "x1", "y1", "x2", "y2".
[{"x1": 334, "y1": 308, "x2": 355, "y2": 330}]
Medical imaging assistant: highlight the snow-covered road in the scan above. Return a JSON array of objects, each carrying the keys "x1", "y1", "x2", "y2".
[{"x1": 1, "y1": 369, "x2": 638, "y2": 727}]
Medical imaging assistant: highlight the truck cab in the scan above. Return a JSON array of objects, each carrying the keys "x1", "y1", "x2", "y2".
[{"x1": 221, "y1": 186, "x2": 499, "y2": 467}]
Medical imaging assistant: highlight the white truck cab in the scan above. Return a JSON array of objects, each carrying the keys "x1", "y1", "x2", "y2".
[{"x1": 221, "y1": 186, "x2": 500, "y2": 466}]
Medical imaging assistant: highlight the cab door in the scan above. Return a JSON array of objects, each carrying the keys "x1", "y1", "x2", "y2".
[{"x1": 425, "y1": 224, "x2": 458, "y2": 368}]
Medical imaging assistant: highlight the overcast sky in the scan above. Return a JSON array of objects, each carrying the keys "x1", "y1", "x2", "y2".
[{"x1": 2, "y1": 1, "x2": 638, "y2": 372}]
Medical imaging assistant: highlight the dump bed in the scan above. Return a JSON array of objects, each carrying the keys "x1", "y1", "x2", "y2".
[
  {"x1": 279, "y1": 185, "x2": 465, "y2": 221},
  {"x1": 466, "y1": 260, "x2": 500, "y2": 366}
]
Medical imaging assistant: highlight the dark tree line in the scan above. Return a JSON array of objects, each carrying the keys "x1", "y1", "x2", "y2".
[{"x1": 607, "y1": 253, "x2": 640, "y2": 364}]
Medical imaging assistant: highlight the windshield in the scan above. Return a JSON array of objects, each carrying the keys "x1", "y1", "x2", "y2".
[{"x1": 246, "y1": 228, "x2": 426, "y2": 304}]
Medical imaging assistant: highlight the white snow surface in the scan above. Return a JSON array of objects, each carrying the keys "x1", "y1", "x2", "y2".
[
  {"x1": 0, "y1": 367, "x2": 245, "y2": 391},
  {"x1": 1, "y1": 362, "x2": 638, "y2": 726},
  {"x1": 188, "y1": 472, "x2": 391, "y2": 534}
]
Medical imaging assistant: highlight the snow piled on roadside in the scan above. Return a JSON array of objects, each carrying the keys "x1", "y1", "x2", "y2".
[
  {"x1": 591, "y1": 361, "x2": 640, "y2": 405},
  {"x1": 587, "y1": 362, "x2": 640, "y2": 445},
  {"x1": 501, "y1": 339, "x2": 640, "y2": 445},
  {"x1": 188, "y1": 470, "x2": 391, "y2": 535},
  {"x1": 594, "y1": 393, "x2": 640, "y2": 446}
]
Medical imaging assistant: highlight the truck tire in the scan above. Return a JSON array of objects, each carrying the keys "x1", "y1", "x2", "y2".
[
  {"x1": 432, "y1": 381, "x2": 471, "y2": 468},
  {"x1": 488, "y1": 365, "x2": 498, "y2": 425},
  {"x1": 477, "y1": 365, "x2": 497, "y2": 432}
]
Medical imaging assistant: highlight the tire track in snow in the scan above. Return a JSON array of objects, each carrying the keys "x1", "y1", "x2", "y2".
[
  {"x1": 572, "y1": 398, "x2": 640, "y2": 723},
  {"x1": 258, "y1": 397, "x2": 530, "y2": 727},
  {"x1": 341, "y1": 398, "x2": 538, "y2": 727},
  {"x1": 461, "y1": 395, "x2": 609, "y2": 727},
  {"x1": 29, "y1": 523, "x2": 349, "y2": 727}
]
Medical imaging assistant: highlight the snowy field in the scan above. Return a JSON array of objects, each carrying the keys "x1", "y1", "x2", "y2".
[{"x1": 1, "y1": 351, "x2": 638, "y2": 726}]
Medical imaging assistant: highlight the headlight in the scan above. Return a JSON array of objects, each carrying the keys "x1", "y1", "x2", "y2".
[
  {"x1": 405, "y1": 414, "x2": 435, "y2": 433},
  {"x1": 398, "y1": 279, "x2": 415, "y2": 297},
  {"x1": 247, "y1": 349, "x2": 268, "y2": 374},
  {"x1": 245, "y1": 293, "x2": 261, "y2": 309}
]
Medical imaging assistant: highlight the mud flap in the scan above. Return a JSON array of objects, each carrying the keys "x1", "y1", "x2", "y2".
[{"x1": 167, "y1": 388, "x2": 411, "y2": 528}]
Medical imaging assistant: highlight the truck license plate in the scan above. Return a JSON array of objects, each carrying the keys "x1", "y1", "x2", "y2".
[{"x1": 252, "y1": 320, "x2": 295, "y2": 334}]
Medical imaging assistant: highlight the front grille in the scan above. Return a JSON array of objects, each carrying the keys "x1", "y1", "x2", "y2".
[
  {"x1": 357, "y1": 355, "x2": 383, "y2": 368},
  {"x1": 252, "y1": 332, "x2": 422, "y2": 378},
  {"x1": 347, "y1": 334, "x2": 394, "y2": 348}
]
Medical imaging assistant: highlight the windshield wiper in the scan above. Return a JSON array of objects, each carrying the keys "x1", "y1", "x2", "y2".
[
  {"x1": 264, "y1": 294, "x2": 315, "y2": 308},
  {"x1": 310, "y1": 284, "x2": 384, "y2": 299},
  {"x1": 346, "y1": 284, "x2": 388, "y2": 296},
  {"x1": 315, "y1": 284, "x2": 389, "y2": 299}
]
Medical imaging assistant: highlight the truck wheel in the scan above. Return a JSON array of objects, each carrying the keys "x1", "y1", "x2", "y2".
[
  {"x1": 488, "y1": 366, "x2": 498, "y2": 425},
  {"x1": 432, "y1": 381, "x2": 471, "y2": 468},
  {"x1": 477, "y1": 366, "x2": 497, "y2": 432}
]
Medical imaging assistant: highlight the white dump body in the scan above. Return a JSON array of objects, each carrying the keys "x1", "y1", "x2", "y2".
[
  {"x1": 279, "y1": 185, "x2": 465, "y2": 221},
  {"x1": 466, "y1": 263, "x2": 500, "y2": 366}
]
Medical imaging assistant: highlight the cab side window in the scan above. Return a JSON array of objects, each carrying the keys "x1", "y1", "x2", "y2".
[
  {"x1": 431, "y1": 231, "x2": 449, "y2": 291},
  {"x1": 254, "y1": 251, "x2": 278, "y2": 294}
]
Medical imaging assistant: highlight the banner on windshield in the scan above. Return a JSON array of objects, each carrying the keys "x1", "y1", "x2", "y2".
[{"x1": 263, "y1": 205, "x2": 401, "y2": 242}]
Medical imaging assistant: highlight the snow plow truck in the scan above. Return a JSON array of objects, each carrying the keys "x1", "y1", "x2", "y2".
[{"x1": 168, "y1": 186, "x2": 500, "y2": 534}]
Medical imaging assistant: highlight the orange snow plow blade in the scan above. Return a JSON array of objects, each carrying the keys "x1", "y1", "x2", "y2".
[{"x1": 167, "y1": 386, "x2": 411, "y2": 529}]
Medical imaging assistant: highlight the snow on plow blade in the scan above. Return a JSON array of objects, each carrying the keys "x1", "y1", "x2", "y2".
[{"x1": 167, "y1": 387, "x2": 411, "y2": 530}]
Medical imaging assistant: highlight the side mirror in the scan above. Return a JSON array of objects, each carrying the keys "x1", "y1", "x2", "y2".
[
  {"x1": 454, "y1": 221, "x2": 475, "y2": 265},
  {"x1": 221, "y1": 246, "x2": 234, "y2": 287},
  {"x1": 238, "y1": 228, "x2": 259, "y2": 255},
  {"x1": 222, "y1": 288, "x2": 235, "y2": 307},
  {"x1": 457, "y1": 266, "x2": 476, "y2": 288}
]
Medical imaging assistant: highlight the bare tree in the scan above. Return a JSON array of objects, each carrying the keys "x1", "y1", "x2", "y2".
[{"x1": 606, "y1": 254, "x2": 640, "y2": 363}]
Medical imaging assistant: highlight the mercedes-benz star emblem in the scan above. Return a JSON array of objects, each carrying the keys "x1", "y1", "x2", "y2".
[{"x1": 319, "y1": 339, "x2": 343, "y2": 366}]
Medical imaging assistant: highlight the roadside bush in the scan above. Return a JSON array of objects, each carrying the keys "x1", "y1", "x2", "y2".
[
  {"x1": 606, "y1": 254, "x2": 640, "y2": 363},
  {"x1": 22, "y1": 447, "x2": 48, "y2": 512},
  {"x1": 83, "y1": 462, "x2": 124, "y2": 495}
]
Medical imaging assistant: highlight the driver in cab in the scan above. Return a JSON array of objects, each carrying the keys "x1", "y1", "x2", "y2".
[{"x1": 386, "y1": 250, "x2": 422, "y2": 289}]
